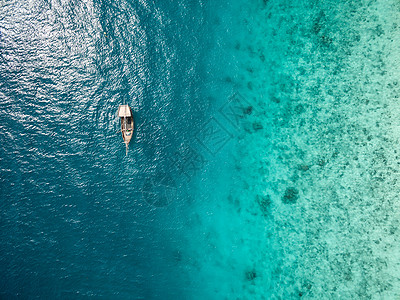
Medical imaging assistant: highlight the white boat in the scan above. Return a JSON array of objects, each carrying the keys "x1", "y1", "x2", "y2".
[{"x1": 118, "y1": 105, "x2": 134, "y2": 155}]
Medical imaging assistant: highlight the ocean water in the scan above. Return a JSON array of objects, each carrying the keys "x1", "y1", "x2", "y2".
[
  {"x1": 224, "y1": 0, "x2": 400, "y2": 298},
  {"x1": 2, "y1": 0, "x2": 400, "y2": 299},
  {"x1": 0, "y1": 0, "x2": 210, "y2": 298}
]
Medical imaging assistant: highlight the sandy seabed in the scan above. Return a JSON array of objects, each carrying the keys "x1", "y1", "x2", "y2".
[
  {"x1": 227, "y1": 0, "x2": 400, "y2": 298},
  {"x1": 178, "y1": 1, "x2": 400, "y2": 299}
]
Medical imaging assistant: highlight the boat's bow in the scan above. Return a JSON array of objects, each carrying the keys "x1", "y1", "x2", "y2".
[{"x1": 118, "y1": 105, "x2": 134, "y2": 154}]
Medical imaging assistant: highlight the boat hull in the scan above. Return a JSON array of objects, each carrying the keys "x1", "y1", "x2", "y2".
[{"x1": 118, "y1": 105, "x2": 134, "y2": 152}]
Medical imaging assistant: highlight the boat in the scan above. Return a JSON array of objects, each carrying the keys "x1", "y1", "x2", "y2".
[{"x1": 118, "y1": 104, "x2": 134, "y2": 155}]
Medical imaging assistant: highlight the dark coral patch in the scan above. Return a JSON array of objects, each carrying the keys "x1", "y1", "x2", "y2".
[
  {"x1": 252, "y1": 122, "x2": 263, "y2": 131},
  {"x1": 224, "y1": 76, "x2": 232, "y2": 83},
  {"x1": 298, "y1": 164, "x2": 309, "y2": 171},
  {"x1": 243, "y1": 106, "x2": 253, "y2": 115},
  {"x1": 245, "y1": 270, "x2": 257, "y2": 281},
  {"x1": 317, "y1": 158, "x2": 326, "y2": 166},
  {"x1": 257, "y1": 194, "x2": 271, "y2": 215},
  {"x1": 271, "y1": 96, "x2": 280, "y2": 103},
  {"x1": 282, "y1": 187, "x2": 299, "y2": 204}
]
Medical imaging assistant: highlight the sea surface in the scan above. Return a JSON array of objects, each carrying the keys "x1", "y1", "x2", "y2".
[{"x1": 2, "y1": 0, "x2": 400, "y2": 299}]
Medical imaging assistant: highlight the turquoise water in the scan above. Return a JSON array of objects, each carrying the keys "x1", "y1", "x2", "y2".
[{"x1": 2, "y1": 0, "x2": 400, "y2": 298}]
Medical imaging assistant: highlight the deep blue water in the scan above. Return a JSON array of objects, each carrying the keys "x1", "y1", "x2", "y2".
[{"x1": 0, "y1": 0, "x2": 217, "y2": 298}]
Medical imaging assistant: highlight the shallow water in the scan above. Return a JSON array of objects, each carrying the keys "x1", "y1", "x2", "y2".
[
  {"x1": 223, "y1": 0, "x2": 400, "y2": 298},
  {"x1": 2, "y1": 0, "x2": 400, "y2": 298}
]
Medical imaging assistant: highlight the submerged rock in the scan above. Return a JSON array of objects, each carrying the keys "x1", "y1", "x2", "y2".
[
  {"x1": 243, "y1": 106, "x2": 253, "y2": 115},
  {"x1": 294, "y1": 104, "x2": 304, "y2": 114},
  {"x1": 321, "y1": 34, "x2": 333, "y2": 45},
  {"x1": 245, "y1": 269, "x2": 257, "y2": 281},
  {"x1": 224, "y1": 76, "x2": 232, "y2": 83},
  {"x1": 252, "y1": 122, "x2": 263, "y2": 131},
  {"x1": 173, "y1": 250, "x2": 182, "y2": 262},
  {"x1": 313, "y1": 11, "x2": 325, "y2": 35},
  {"x1": 271, "y1": 96, "x2": 280, "y2": 103},
  {"x1": 317, "y1": 158, "x2": 326, "y2": 166},
  {"x1": 282, "y1": 187, "x2": 299, "y2": 204},
  {"x1": 298, "y1": 164, "x2": 309, "y2": 171},
  {"x1": 257, "y1": 194, "x2": 271, "y2": 215}
]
